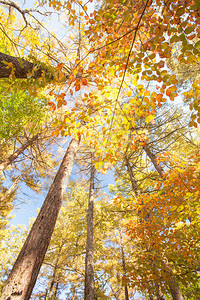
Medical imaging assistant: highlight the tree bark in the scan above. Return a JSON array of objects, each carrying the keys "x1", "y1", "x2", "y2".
[
  {"x1": 121, "y1": 245, "x2": 129, "y2": 300},
  {"x1": 1, "y1": 137, "x2": 80, "y2": 300},
  {"x1": 143, "y1": 144, "x2": 165, "y2": 179},
  {"x1": 162, "y1": 262, "x2": 185, "y2": 300},
  {"x1": 125, "y1": 155, "x2": 140, "y2": 197},
  {"x1": 0, "y1": 175, "x2": 22, "y2": 203},
  {"x1": 84, "y1": 157, "x2": 95, "y2": 300},
  {"x1": 0, "y1": 133, "x2": 39, "y2": 175},
  {"x1": 168, "y1": 275, "x2": 185, "y2": 300},
  {"x1": 0, "y1": 52, "x2": 47, "y2": 79},
  {"x1": 46, "y1": 245, "x2": 62, "y2": 299}
]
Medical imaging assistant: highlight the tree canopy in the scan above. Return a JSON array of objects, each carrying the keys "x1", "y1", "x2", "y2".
[{"x1": 0, "y1": 0, "x2": 199, "y2": 299}]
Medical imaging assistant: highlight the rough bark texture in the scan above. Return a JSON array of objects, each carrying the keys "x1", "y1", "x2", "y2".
[
  {"x1": 0, "y1": 52, "x2": 46, "y2": 79},
  {"x1": 1, "y1": 137, "x2": 80, "y2": 300},
  {"x1": 0, "y1": 133, "x2": 39, "y2": 175},
  {"x1": 168, "y1": 275, "x2": 185, "y2": 300},
  {"x1": 162, "y1": 262, "x2": 185, "y2": 300},
  {"x1": 143, "y1": 144, "x2": 165, "y2": 179},
  {"x1": 84, "y1": 159, "x2": 95, "y2": 300}
]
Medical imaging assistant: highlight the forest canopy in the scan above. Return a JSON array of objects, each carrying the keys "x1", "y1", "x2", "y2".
[{"x1": 0, "y1": 0, "x2": 199, "y2": 299}]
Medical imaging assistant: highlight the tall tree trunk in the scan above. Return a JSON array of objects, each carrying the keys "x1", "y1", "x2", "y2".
[
  {"x1": 121, "y1": 245, "x2": 129, "y2": 300},
  {"x1": 1, "y1": 137, "x2": 80, "y2": 300},
  {"x1": 143, "y1": 144, "x2": 165, "y2": 179},
  {"x1": 84, "y1": 157, "x2": 95, "y2": 300},
  {"x1": 0, "y1": 133, "x2": 39, "y2": 175}
]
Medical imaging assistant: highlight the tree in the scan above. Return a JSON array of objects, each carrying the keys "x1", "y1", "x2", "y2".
[
  {"x1": 0, "y1": 52, "x2": 51, "y2": 79},
  {"x1": 84, "y1": 155, "x2": 95, "y2": 300},
  {"x1": 115, "y1": 140, "x2": 200, "y2": 299},
  {"x1": 0, "y1": 225, "x2": 27, "y2": 297},
  {"x1": 0, "y1": 0, "x2": 200, "y2": 298},
  {"x1": 1, "y1": 137, "x2": 80, "y2": 299}
]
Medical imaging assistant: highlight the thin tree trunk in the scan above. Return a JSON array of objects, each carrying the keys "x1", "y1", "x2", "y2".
[
  {"x1": 84, "y1": 156, "x2": 95, "y2": 300},
  {"x1": 0, "y1": 133, "x2": 39, "y2": 175},
  {"x1": 125, "y1": 156, "x2": 166, "y2": 298},
  {"x1": 125, "y1": 156, "x2": 151, "y2": 220},
  {"x1": 0, "y1": 175, "x2": 22, "y2": 202},
  {"x1": 47, "y1": 262, "x2": 58, "y2": 298},
  {"x1": 53, "y1": 282, "x2": 59, "y2": 299},
  {"x1": 143, "y1": 145, "x2": 183, "y2": 299},
  {"x1": 125, "y1": 156, "x2": 140, "y2": 197},
  {"x1": 47, "y1": 245, "x2": 62, "y2": 299},
  {"x1": 121, "y1": 245, "x2": 129, "y2": 300},
  {"x1": 1, "y1": 137, "x2": 80, "y2": 300},
  {"x1": 143, "y1": 144, "x2": 165, "y2": 179}
]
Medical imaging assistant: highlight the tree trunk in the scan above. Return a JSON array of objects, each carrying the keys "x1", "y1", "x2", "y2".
[
  {"x1": 168, "y1": 275, "x2": 185, "y2": 300},
  {"x1": 125, "y1": 156, "x2": 151, "y2": 220},
  {"x1": 47, "y1": 245, "x2": 62, "y2": 299},
  {"x1": 1, "y1": 137, "x2": 80, "y2": 300},
  {"x1": 143, "y1": 144, "x2": 165, "y2": 179},
  {"x1": 162, "y1": 262, "x2": 184, "y2": 300},
  {"x1": 125, "y1": 156, "x2": 140, "y2": 197},
  {"x1": 84, "y1": 157, "x2": 95, "y2": 300},
  {"x1": 53, "y1": 282, "x2": 59, "y2": 299},
  {"x1": 0, "y1": 175, "x2": 22, "y2": 202},
  {"x1": 0, "y1": 133, "x2": 39, "y2": 175},
  {"x1": 121, "y1": 245, "x2": 129, "y2": 300},
  {"x1": 0, "y1": 52, "x2": 47, "y2": 79}
]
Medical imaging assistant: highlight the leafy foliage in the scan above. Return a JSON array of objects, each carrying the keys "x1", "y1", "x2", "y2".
[{"x1": 0, "y1": 0, "x2": 199, "y2": 298}]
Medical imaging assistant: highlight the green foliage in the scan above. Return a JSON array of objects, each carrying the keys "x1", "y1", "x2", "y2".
[
  {"x1": 0, "y1": 87, "x2": 47, "y2": 141},
  {"x1": 0, "y1": 225, "x2": 27, "y2": 296}
]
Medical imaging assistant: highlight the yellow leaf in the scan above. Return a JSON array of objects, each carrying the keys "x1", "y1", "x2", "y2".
[{"x1": 127, "y1": 90, "x2": 132, "y2": 97}]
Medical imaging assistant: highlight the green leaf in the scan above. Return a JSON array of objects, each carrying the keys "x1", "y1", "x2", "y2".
[
  {"x1": 195, "y1": 40, "x2": 200, "y2": 49},
  {"x1": 175, "y1": 7, "x2": 185, "y2": 16}
]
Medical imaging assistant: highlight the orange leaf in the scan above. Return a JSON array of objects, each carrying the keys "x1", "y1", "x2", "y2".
[
  {"x1": 166, "y1": 88, "x2": 171, "y2": 96},
  {"x1": 78, "y1": 66, "x2": 83, "y2": 73},
  {"x1": 57, "y1": 99, "x2": 63, "y2": 108},
  {"x1": 56, "y1": 63, "x2": 64, "y2": 70},
  {"x1": 156, "y1": 94, "x2": 163, "y2": 101},
  {"x1": 81, "y1": 78, "x2": 88, "y2": 85},
  {"x1": 75, "y1": 84, "x2": 81, "y2": 91}
]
